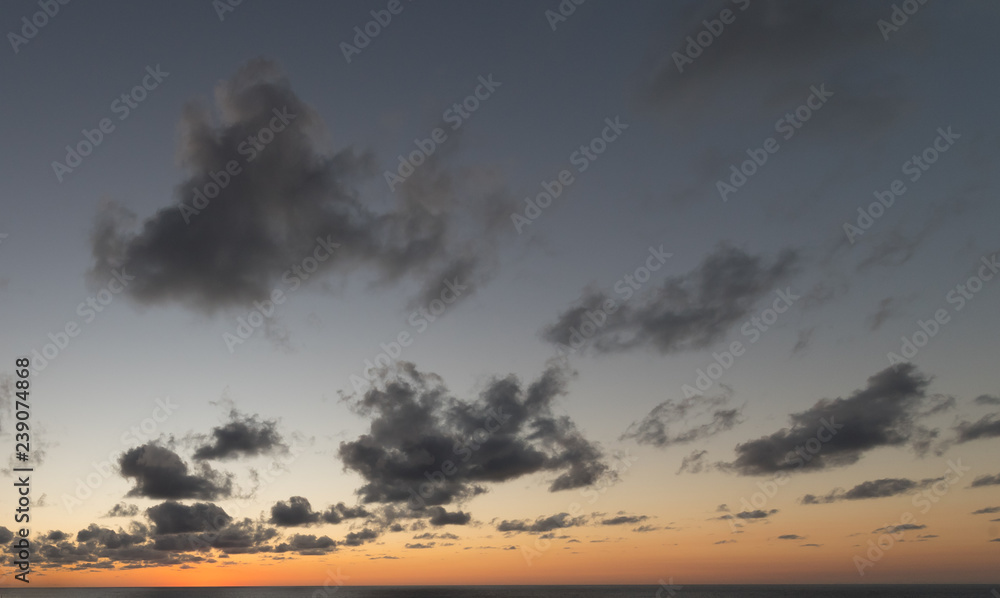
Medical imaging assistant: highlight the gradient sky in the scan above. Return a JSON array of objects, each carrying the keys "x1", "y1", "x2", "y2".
[{"x1": 1, "y1": 0, "x2": 999, "y2": 588}]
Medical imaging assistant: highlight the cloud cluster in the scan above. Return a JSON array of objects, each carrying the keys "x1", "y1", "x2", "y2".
[
  {"x1": 543, "y1": 245, "x2": 796, "y2": 354},
  {"x1": 337, "y1": 362, "x2": 611, "y2": 512},
  {"x1": 193, "y1": 409, "x2": 286, "y2": 460},
  {"x1": 496, "y1": 513, "x2": 586, "y2": 534}
]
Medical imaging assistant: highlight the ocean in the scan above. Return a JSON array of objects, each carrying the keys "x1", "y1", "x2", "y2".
[{"x1": 0, "y1": 586, "x2": 994, "y2": 598}]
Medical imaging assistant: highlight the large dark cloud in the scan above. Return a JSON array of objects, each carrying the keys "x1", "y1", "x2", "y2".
[
  {"x1": 269, "y1": 496, "x2": 320, "y2": 527},
  {"x1": 87, "y1": 58, "x2": 510, "y2": 314},
  {"x1": 496, "y1": 513, "x2": 586, "y2": 534},
  {"x1": 337, "y1": 362, "x2": 611, "y2": 512},
  {"x1": 146, "y1": 502, "x2": 232, "y2": 535},
  {"x1": 801, "y1": 477, "x2": 942, "y2": 504},
  {"x1": 542, "y1": 245, "x2": 796, "y2": 354},
  {"x1": 427, "y1": 507, "x2": 471, "y2": 526},
  {"x1": 622, "y1": 390, "x2": 743, "y2": 448},
  {"x1": 193, "y1": 409, "x2": 285, "y2": 460},
  {"x1": 723, "y1": 364, "x2": 936, "y2": 475},
  {"x1": 119, "y1": 443, "x2": 233, "y2": 499},
  {"x1": 273, "y1": 534, "x2": 336, "y2": 555}
]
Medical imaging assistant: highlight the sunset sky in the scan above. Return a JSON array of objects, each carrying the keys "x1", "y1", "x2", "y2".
[{"x1": 1, "y1": 0, "x2": 999, "y2": 588}]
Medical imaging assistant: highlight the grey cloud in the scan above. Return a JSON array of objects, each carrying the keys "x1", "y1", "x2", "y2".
[
  {"x1": 801, "y1": 477, "x2": 942, "y2": 504},
  {"x1": 542, "y1": 244, "x2": 796, "y2": 355},
  {"x1": 119, "y1": 443, "x2": 233, "y2": 500},
  {"x1": 623, "y1": 390, "x2": 743, "y2": 449},
  {"x1": 193, "y1": 409, "x2": 285, "y2": 461}
]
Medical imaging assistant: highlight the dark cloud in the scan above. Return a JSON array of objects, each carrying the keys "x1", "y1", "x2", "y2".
[
  {"x1": 119, "y1": 443, "x2": 233, "y2": 499},
  {"x1": 778, "y1": 534, "x2": 803, "y2": 540},
  {"x1": 338, "y1": 362, "x2": 611, "y2": 513},
  {"x1": 677, "y1": 449, "x2": 710, "y2": 474},
  {"x1": 601, "y1": 515, "x2": 649, "y2": 526},
  {"x1": 972, "y1": 507, "x2": 1000, "y2": 515},
  {"x1": 0, "y1": 527, "x2": 14, "y2": 544},
  {"x1": 46, "y1": 530, "x2": 69, "y2": 542},
  {"x1": 104, "y1": 503, "x2": 140, "y2": 518},
  {"x1": 320, "y1": 502, "x2": 371, "y2": 524},
  {"x1": 867, "y1": 297, "x2": 898, "y2": 331},
  {"x1": 342, "y1": 528, "x2": 379, "y2": 547},
  {"x1": 427, "y1": 507, "x2": 471, "y2": 527},
  {"x1": 723, "y1": 364, "x2": 936, "y2": 475},
  {"x1": 273, "y1": 534, "x2": 336, "y2": 555},
  {"x1": 873, "y1": 523, "x2": 926, "y2": 534},
  {"x1": 735, "y1": 509, "x2": 777, "y2": 520},
  {"x1": 146, "y1": 502, "x2": 232, "y2": 535},
  {"x1": 542, "y1": 245, "x2": 796, "y2": 355},
  {"x1": 497, "y1": 513, "x2": 586, "y2": 534},
  {"x1": 269, "y1": 496, "x2": 320, "y2": 527},
  {"x1": 970, "y1": 474, "x2": 1000, "y2": 488},
  {"x1": 405, "y1": 542, "x2": 435, "y2": 549},
  {"x1": 87, "y1": 58, "x2": 509, "y2": 314},
  {"x1": 955, "y1": 413, "x2": 1000, "y2": 443},
  {"x1": 974, "y1": 394, "x2": 1000, "y2": 406},
  {"x1": 193, "y1": 409, "x2": 285, "y2": 460},
  {"x1": 622, "y1": 390, "x2": 743, "y2": 448},
  {"x1": 801, "y1": 477, "x2": 942, "y2": 504}
]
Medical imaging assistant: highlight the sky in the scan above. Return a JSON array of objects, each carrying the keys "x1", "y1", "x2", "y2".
[{"x1": 1, "y1": 0, "x2": 999, "y2": 589}]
